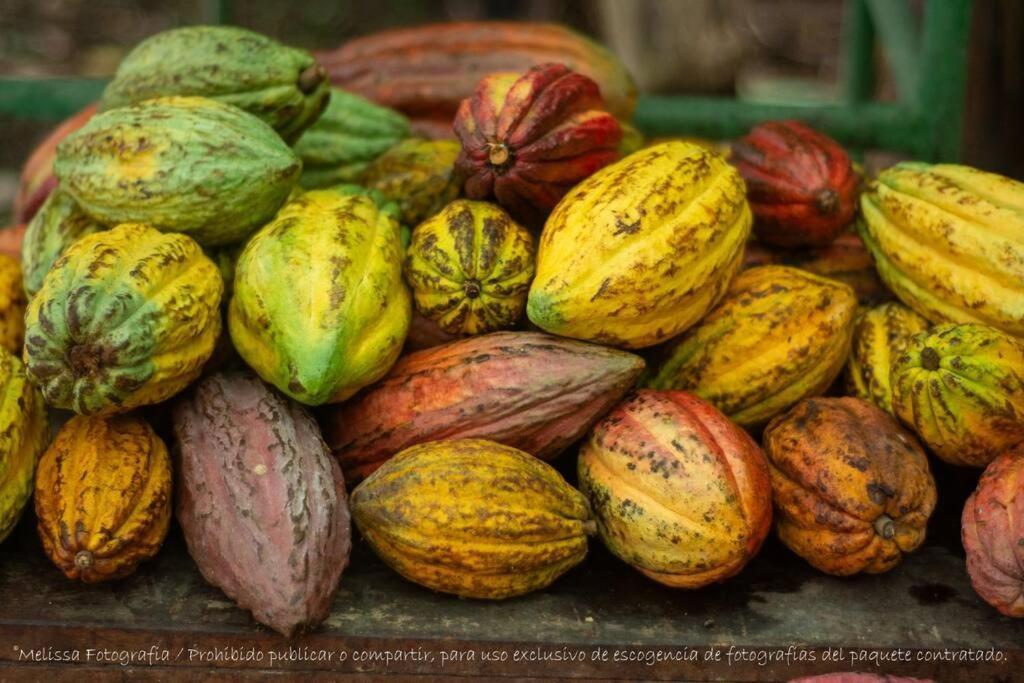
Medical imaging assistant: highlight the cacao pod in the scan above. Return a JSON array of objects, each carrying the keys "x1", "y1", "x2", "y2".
[
  {"x1": 174, "y1": 372, "x2": 351, "y2": 637},
  {"x1": 13, "y1": 103, "x2": 97, "y2": 224},
  {"x1": 647, "y1": 265, "x2": 858, "y2": 427},
  {"x1": 25, "y1": 223, "x2": 223, "y2": 415},
  {"x1": 54, "y1": 96, "x2": 301, "y2": 247},
  {"x1": 21, "y1": 189, "x2": 105, "y2": 299},
  {"x1": 453, "y1": 63, "x2": 621, "y2": 225},
  {"x1": 527, "y1": 142, "x2": 751, "y2": 349},
  {"x1": 316, "y1": 21, "x2": 637, "y2": 123},
  {"x1": 0, "y1": 255, "x2": 26, "y2": 355},
  {"x1": 325, "y1": 331, "x2": 644, "y2": 483},
  {"x1": 731, "y1": 120, "x2": 857, "y2": 246},
  {"x1": 891, "y1": 323, "x2": 1024, "y2": 467},
  {"x1": 859, "y1": 162, "x2": 1024, "y2": 337},
  {"x1": 101, "y1": 26, "x2": 329, "y2": 142},
  {"x1": 961, "y1": 445, "x2": 1024, "y2": 617},
  {"x1": 764, "y1": 397, "x2": 936, "y2": 576},
  {"x1": 845, "y1": 302, "x2": 931, "y2": 414},
  {"x1": 229, "y1": 191, "x2": 410, "y2": 405},
  {"x1": 405, "y1": 200, "x2": 534, "y2": 335},
  {"x1": 0, "y1": 225, "x2": 26, "y2": 259},
  {"x1": 364, "y1": 138, "x2": 462, "y2": 226},
  {"x1": 295, "y1": 88, "x2": 410, "y2": 188},
  {"x1": 35, "y1": 414, "x2": 171, "y2": 581},
  {"x1": 0, "y1": 348, "x2": 48, "y2": 543},
  {"x1": 403, "y1": 310, "x2": 462, "y2": 352},
  {"x1": 579, "y1": 390, "x2": 772, "y2": 588},
  {"x1": 321, "y1": 183, "x2": 406, "y2": 244},
  {"x1": 351, "y1": 438, "x2": 592, "y2": 599}
]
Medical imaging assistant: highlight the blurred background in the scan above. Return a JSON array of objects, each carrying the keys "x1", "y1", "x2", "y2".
[{"x1": 0, "y1": 0, "x2": 1020, "y2": 219}]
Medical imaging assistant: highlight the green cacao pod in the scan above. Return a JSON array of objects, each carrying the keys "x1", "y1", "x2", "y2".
[
  {"x1": 0, "y1": 347, "x2": 48, "y2": 543},
  {"x1": 845, "y1": 302, "x2": 931, "y2": 414},
  {"x1": 295, "y1": 89, "x2": 410, "y2": 188},
  {"x1": 405, "y1": 200, "x2": 534, "y2": 335},
  {"x1": 891, "y1": 323, "x2": 1024, "y2": 467},
  {"x1": 54, "y1": 96, "x2": 301, "y2": 247},
  {"x1": 101, "y1": 26, "x2": 329, "y2": 142},
  {"x1": 322, "y1": 183, "x2": 410, "y2": 250},
  {"x1": 24, "y1": 223, "x2": 223, "y2": 415},
  {"x1": 229, "y1": 191, "x2": 410, "y2": 405},
  {"x1": 859, "y1": 162, "x2": 1024, "y2": 337},
  {"x1": 22, "y1": 189, "x2": 105, "y2": 299},
  {"x1": 647, "y1": 265, "x2": 858, "y2": 427},
  {"x1": 364, "y1": 139, "x2": 462, "y2": 226}
]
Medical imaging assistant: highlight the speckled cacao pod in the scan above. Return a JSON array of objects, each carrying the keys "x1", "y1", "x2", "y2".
[
  {"x1": 647, "y1": 265, "x2": 858, "y2": 427},
  {"x1": 891, "y1": 323, "x2": 1024, "y2": 467},
  {"x1": 101, "y1": 26, "x2": 329, "y2": 142},
  {"x1": 0, "y1": 348, "x2": 48, "y2": 543},
  {"x1": 962, "y1": 445, "x2": 1024, "y2": 617},
  {"x1": 174, "y1": 372, "x2": 351, "y2": 636},
  {"x1": 21, "y1": 189, "x2": 105, "y2": 299},
  {"x1": 405, "y1": 200, "x2": 534, "y2": 335},
  {"x1": 0, "y1": 255, "x2": 26, "y2": 355},
  {"x1": 24, "y1": 223, "x2": 223, "y2": 415},
  {"x1": 454, "y1": 63, "x2": 621, "y2": 225},
  {"x1": 845, "y1": 302, "x2": 931, "y2": 414},
  {"x1": 55, "y1": 96, "x2": 301, "y2": 247},
  {"x1": 35, "y1": 414, "x2": 171, "y2": 581},
  {"x1": 579, "y1": 390, "x2": 772, "y2": 588},
  {"x1": 363, "y1": 139, "x2": 462, "y2": 226},
  {"x1": 324, "y1": 331, "x2": 644, "y2": 483},
  {"x1": 351, "y1": 438, "x2": 592, "y2": 599},
  {"x1": 528, "y1": 142, "x2": 751, "y2": 349},
  {"x1": 229, "y1": 191, "x2": 410, "y2": 405},
  {"x1": 765, "y1": 397, "x2": 936, "y2": 576}
]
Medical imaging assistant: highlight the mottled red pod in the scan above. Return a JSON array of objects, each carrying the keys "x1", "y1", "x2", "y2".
[
  {"x1": 731, "y1": 120, "x2": 857, "y2": 247},
  {"x1": 454, "y1": 63, "x2": 622, "y2": 225},
  {"x1": 962, "y1": 445, "x2": 1024, "y2": 617},
  {"x1": 174, "y1": 372, "x2": 351, "y2": 637},
  {"x1": 578, "y1": 390, "x2": 773, "y2": 588}
]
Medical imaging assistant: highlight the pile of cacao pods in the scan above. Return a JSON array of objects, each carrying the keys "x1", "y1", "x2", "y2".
[{"x1": 1, "y1": 21, "x2": 1022, "y2": 639}]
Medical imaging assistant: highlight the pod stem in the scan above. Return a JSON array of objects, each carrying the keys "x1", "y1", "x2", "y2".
[
  {"x1": 298, "y1": 64, "x2": 326, "y2": 94},
  {"x1": 874, "y1": 515, "x2": 896, "y2": 540}
]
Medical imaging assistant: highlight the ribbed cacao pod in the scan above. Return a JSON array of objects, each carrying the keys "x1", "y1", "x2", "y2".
[
  {"x1": 325, "y1": 331, "x2": 644, "y2": 483},
  {"x1": 35, "y1": 414, "x2": 171, "y2": 581},
  {"x1": 859, "y1": 162, "x2": 1024, "y2": 337},
  {"x1": 0, "y1": 255, "x2": 26, "y2": 355},
  {"x1": 528, "y1": 142, "x2": 751, "y2": 349},
  {"x1": 25, "y1": 223, "x2": 223, "y2": 415},
  {"x1": 174, "y1": 372, "x2": 351, "y2": 636},
  {"x1": 845, "y1": 302, "x2": 931, "y2": 414},
  {"x1": 764, "y1": 397, "x2": 937, "y2": 576},
  {"x1": 731, "y1": 120, "x2": 857, "y2": 247},
  {"x1": 647, "y1": 265, "x2": 858, "y2": 427},
  {"x1": 0, "y1": 348, "x2": 48, "y2": 543},
  {"x1": 351, "y1": 438, "x2": 592, "y2": 599},
  {"x1": 21, "y1": 189, "x2": 105, "y2": 299},
  {"x1": 579, "y1": 390, "x2": 772, "y2": 588},
  {"x1": 962, "y1": 445, "x2": 1024, "y2": 617},
  {"x1": 405, "y1": 200, "x2": 534, "y2": 335},
  {"x1": 101, "y1": 26, "x2": 329, "y2": 142},
  {"x1": 453, "y1": 63, "x2": 621, "y2": 225},
  {"x1": 295, "y1": 88, "x2": 410, "y2": 188},
  {"x1": 229, "y1": 191, "x2": 410, "y2": 405},
  {"x1": 891, "y1": 323, "x2": 1024, "y2": 467},
  {"x1": 55, "y1": 96, "x2": 301, "y2": 247},
  {"x1": 363, "y1": 139, "x2": 462, "y2": 226}
]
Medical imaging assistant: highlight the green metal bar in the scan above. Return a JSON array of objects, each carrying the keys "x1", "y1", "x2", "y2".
[
  {"x1": 915, "y1": 0, "x2": 971, "y2": 161},
  {"x1": 841, "y1": 0, "x2": 875, "y2": 103},
  {"x1": 865, "y1": 0, "x2": 921, "y2": 101},
  {"x1": 0, "y1": 78, "x2": 106, "y2": 122}
]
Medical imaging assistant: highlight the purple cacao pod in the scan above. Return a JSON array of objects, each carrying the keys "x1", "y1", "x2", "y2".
[{"x1": 173, "y1": 372, "x2": 351, "y2": 636}]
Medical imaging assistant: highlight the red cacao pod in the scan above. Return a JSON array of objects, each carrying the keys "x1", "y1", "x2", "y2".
[
  {"x1": 173, "y1": 372, "x2": 352, "y2": 637},
  {"x1": 579, "y1": 390, "x2": 772, "y2": 588},
  {"x1": 324, "y1": 331, "x2": 645, "y2": 483},
  {"x1": 731, "y1": 120, "x2": 857, "y2": 247},
  {"x1": 13, "y1": 104, "x2": 97, "y2": 224},
  {"x1": 962, "y1": 444, "x2": 1024, "y2": 617},
  {"x1": 0, "y1": 225, "x2": 26, "y2": 259},
  {"x1": 454, "y1": 63, "x2": 622, "y2": 225}
]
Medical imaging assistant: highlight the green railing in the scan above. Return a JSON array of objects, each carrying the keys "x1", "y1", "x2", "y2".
[{"x1": 0, "y1": 0, "x2": 971, "y2": 162}]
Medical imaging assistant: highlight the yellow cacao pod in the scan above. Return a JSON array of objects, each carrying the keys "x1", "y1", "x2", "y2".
[
  {"x1": 845, "y1": 302, "x2": 931, "y2": 414},
  {"x1": 0, "y1": 347, "x2": 48, "y2": 543},
  {"x1": 527, "y1": 141, "x2": 751, "y2": 349},
  {"x1": 351, "y1": 438, "x2": 593, "y2": 599},
  {"x1": 35, "y1": 414, "x2": 172, "y2": 581},
  {"x1": 0, "y1": 254, "x2": 26, "y2": 355}
]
